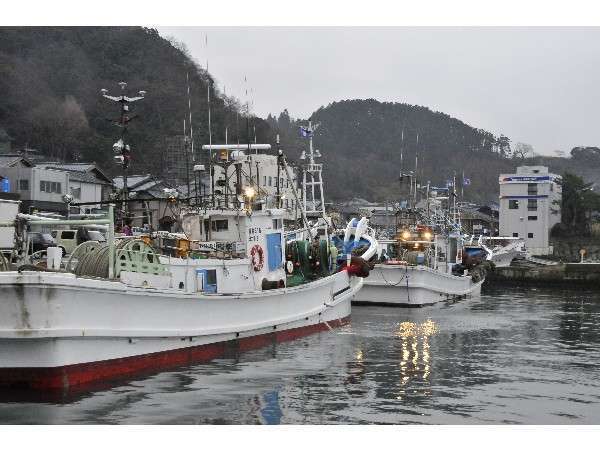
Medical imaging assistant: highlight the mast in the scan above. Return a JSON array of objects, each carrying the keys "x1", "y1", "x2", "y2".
[
  {"x1": 183, "y1": 119, "x2": 191, "y2": 204},
  {"x1": 414, "y1": 132, "x2": 419, "y2": 206},
  {"x1": 186, "y1": 72, "x2": 195, "y2": 164},
  {"x1": 301, "y1": 120, "x2": 327, "y2": 221},
  {"x1": 400, "y1": 127, "x2": 404, "y2": 175}
]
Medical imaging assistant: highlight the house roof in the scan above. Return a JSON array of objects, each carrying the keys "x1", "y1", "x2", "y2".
[
  {"x1": 36, "y1": 162, "x2": 113, "y2": 184},
  {"x1": 113, "y1": 175, "x2": 180, "y2": 199},
  {"x1": 0, "y1": 154, "x2": 34, "y2": 168}
]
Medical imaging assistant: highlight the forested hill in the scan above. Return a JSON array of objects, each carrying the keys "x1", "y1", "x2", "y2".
[
  {"x1": 0, "y1": 27, "x2": 271, "y2": 175},
  {"x1": 269, "y1": 99, "x2": 518, "y2": 203}
]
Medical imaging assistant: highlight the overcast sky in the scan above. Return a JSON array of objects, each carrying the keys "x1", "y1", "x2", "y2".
[{"x1": 158, "y1": 27, "x2": 600, "y2": 155}]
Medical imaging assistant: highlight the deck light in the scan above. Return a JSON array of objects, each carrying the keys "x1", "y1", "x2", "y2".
[{"x1": 244, "y1": 187, "x2": 256, "y2": 199}]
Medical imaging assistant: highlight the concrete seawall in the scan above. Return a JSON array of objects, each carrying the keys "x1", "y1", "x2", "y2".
[{"x1": 487, "y1": 263, "x2": 600, "y2": 286}]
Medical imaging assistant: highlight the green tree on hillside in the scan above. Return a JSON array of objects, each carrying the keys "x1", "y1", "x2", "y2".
[{"x1": 554, "y1": 172, "x2": 600, "y2": 236}]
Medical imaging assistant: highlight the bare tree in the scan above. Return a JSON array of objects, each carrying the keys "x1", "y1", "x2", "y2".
[
  {"x1": 26, "y1": 95, "x2": 89, "y2": 161},
  {"x1": 512, "y1": 142, "x2": 534, "y2": 160}
]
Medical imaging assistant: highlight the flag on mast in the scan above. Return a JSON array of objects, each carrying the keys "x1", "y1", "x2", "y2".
[{"x1": 299, "y1": 126, "x2": 313, "y2": 138}]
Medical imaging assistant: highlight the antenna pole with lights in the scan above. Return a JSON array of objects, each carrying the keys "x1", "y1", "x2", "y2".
[{"x1": 101, "y1": 81, "x2": 146, "y2": 226}]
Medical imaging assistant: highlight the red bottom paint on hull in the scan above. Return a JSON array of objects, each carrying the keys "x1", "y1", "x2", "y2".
[{"x1": 0, "y1": 317, "x2": 350, "y2": 392}]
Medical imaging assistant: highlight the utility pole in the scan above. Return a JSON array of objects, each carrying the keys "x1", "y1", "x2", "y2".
[{"x1": 101, "y1": 82, "x2": 146, "y2": 227}]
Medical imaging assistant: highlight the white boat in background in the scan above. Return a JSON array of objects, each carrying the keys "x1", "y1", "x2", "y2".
[
  {"x1": 464, "y1": 235, "x2": 526, "y2": 268},
  {"x1": 0, "y1": 133, "x2": 377, "y2": 392},
  {"x1": 354, "y1": 233, "x2": 486, "y2": 307},
  {"x1": 354, "y1": 185, "x2": 490, "y2": 307}
]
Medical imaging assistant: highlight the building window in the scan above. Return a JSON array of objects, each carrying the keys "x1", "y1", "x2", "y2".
[
  {"x1": 528, "y1": 215, "x2": 537, "y2": 221},
  {"x1": 272, "y1": 219, "x2": 283, "y2": 229},
  {"x1": 528, "y1": 232, "x2": 534, "y2": 238},
  {"x1": 211, "y1": 219, "x2": 229, "y2": 232},
  {"x1": 527, "y1": 183, "x2": 537, "y2": 195},
  {"x1": 509, "y1": 200, "x2": 519, "y2": 209},
  {"x1": 40, "y1": 181, "x2": 62, "y2": 193},
  {"x1": 528, "y1": 199, "x2": 537, "y2": 211},
  {"x1": 550, "y1": 184, "x2": 554, "y2": 192},
  {"x1": 268, "y1": 176, "x2": 272, "y2": 187},
  {"x1": 263, "y1": 176, "x2": 266, "y2": 186},
  {"x1": 18, "y1": 179, "x2": 29, "y2": 191},
  {"x1": 280, "y1": 178, "x2": 283, "y2": 188},
  {"x1": 512, "y1": 232, "x2": 519, "y2": 237}
]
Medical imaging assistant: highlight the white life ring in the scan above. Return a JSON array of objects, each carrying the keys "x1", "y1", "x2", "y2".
[{"x1": 250, "y1": 244, "x2": 264, "y2": 272}]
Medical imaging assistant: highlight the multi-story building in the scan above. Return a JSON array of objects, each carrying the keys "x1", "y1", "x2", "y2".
[
  {"x1": 0, "y1": 155, "x2": 112, "y2": 214},
  {"x1": 499, "y1": 166, "x2": 561, "y2": 255},
  {"x1": 36, "y1": 163, "x2": 113, "y2": 214}
]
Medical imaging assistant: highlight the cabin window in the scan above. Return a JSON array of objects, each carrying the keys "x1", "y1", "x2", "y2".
[
  {"x1": 206, "y1": 269, "x2": 217, "y2": 285},
  {"x1": 508, "y1": 200, "x2": 519, "y2": 209},
  {"x1": 211, "y1": 219, "x2": 229, "y2": 232},
  {"x1": 18, "y1": 179, "x2": 29, "y2": 191},
  {"x1": 528, "y1": 215, "x2": 537, "y2": 221},
  {"x1": 528, "y1": 199, "x2": 537, "y2": 211},
  {"x1": 512, "y1": 232, "x2": 519, "y2": 237},
  {"x1": 528, "y1": 232, "x2": 534, "y2": 238}
]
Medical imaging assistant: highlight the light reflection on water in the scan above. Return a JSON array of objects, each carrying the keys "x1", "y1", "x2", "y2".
[{"x1": 0, "y1": 286, "x2": 600, "y2": 424}]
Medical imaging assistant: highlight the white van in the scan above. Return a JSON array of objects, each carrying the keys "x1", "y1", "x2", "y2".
[
  {"x1": 50, "y1": 230, "x2": 77, "y2": 255},
  {"x1": 50, "y1": 228, "x2": 107, "y2": 255}
]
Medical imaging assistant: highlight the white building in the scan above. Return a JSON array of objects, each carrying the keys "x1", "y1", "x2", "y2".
[
  {"x1": 0, "y1": 156, "x2": 112, "y2": 215},
  {"x1": 36, "y1": 163, "x2": 113, "y2": 214},
  {"x1": 499, "y1": 166, "x2": 561, "y2": 255}
]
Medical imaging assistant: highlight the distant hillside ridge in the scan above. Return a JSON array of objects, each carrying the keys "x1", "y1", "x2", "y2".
[
  {"x1": 269, "y1": 99, "x2": 516, "y2": 203},
  {"x1": 0, "y1": 27, "x2": 272, "y2": 177}
]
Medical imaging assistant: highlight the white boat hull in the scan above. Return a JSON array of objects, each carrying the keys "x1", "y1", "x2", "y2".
[
  {"x1": 0, "y1": 270, "x2": 357, "y2": 390},
  {"x1": 489, "y1": 249, "x2": 522, "y2": 268},
  {"x1": 353, "y1": 264, "x2": 483, "y2": 307}
]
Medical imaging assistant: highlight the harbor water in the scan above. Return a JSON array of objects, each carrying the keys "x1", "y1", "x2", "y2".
[{"x1": 0, "y1": 286, "x2": 599, "y2": 424}]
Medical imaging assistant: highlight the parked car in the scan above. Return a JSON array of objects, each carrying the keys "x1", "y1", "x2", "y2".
[
  {"x1": 50, "y1": 228, "x2": 106, "y2": 255},
  {"x1": 29, "y1": 232, "x2": 64, "y2": 256},
  {"x1": 86, "y1": 230, "x2": 106, "y2": 243},
  {"x1": 50, "y1": 230, "x2": 78, "y2": 255}
]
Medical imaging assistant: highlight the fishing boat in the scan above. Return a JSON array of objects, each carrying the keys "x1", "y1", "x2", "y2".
[
  {"x1": 353, "y1": 186, "x2": 489, "y2": 307},
  {"x1": 464, "y1": 235, "x2": 525, "y2": 268},
  {"x1": 0, "y1": 133, "x2": 377, "y2": 392}
]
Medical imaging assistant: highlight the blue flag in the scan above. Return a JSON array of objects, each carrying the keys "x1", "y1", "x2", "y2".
[{"x1": 299, "y1": 126, "x2": 312, "y2": 138}]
